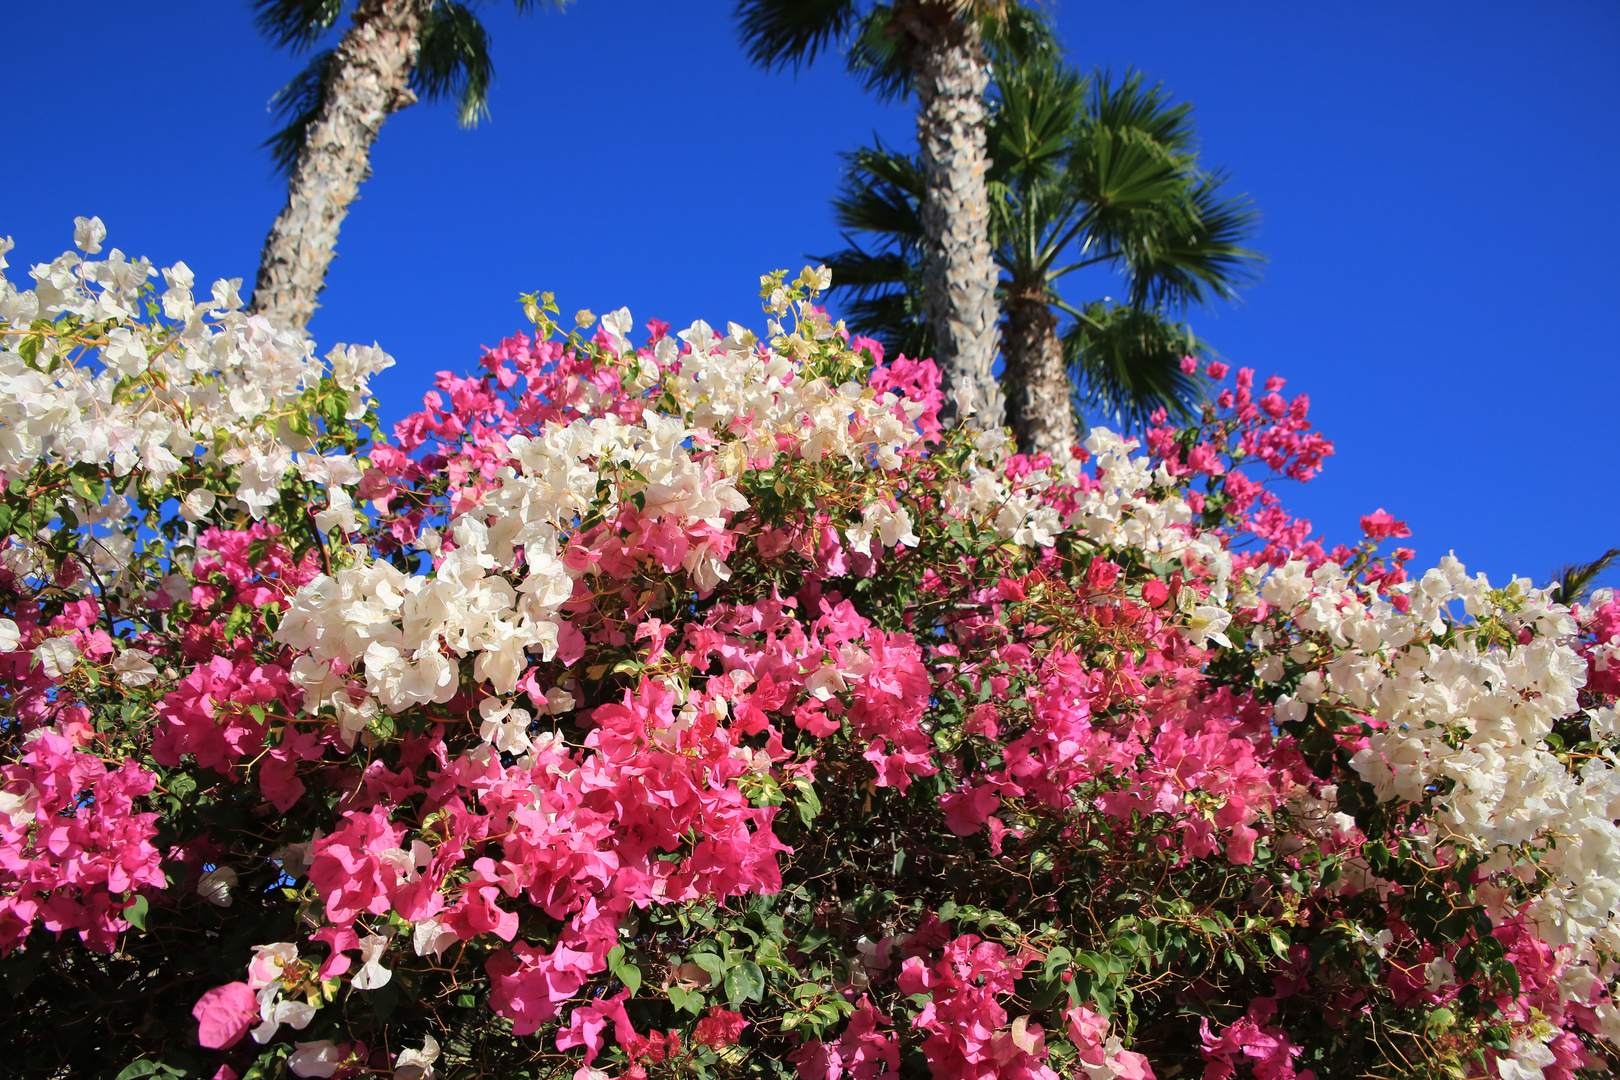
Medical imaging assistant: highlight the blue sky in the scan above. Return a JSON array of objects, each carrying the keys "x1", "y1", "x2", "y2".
[{"x1": 4, "y1": 1, "x2": 1616, "y2": 591}]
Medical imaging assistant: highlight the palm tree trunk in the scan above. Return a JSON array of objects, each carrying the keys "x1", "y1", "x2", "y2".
[
  {"x1": 1002, "y1": 286, "x2": 1076, "y2": 458},
  {"x1": 249, "y1": 0, "x2": 424, "y2": 335},
  {"x1": 896, "y1": 3, "x2": 1004, "y2": 428}
]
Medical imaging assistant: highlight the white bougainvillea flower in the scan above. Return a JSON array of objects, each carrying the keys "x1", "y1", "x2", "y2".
[
  {"x1": 287, "y1": 1040, "x2": 343, "y2": 1078},
  {"x1": 112, "y1": 648, "x2": 158, "y2": 686},
  {"x1": 352, "y1": 934, "x2": 392, "y2": 991},
  {"x1": 1186, "y1": 605, "x2": 1234, "y2": 648},
  {"x1": 601, "y1": 306, "x2": 633, "y2": 353},
  {"x1": 477, "y1": 698, "x2": 533, "y2": 756},
  {"x1": 394, "y1": 1034, "x2": 441, "y2": 1080},
  {"x1": 314, "y1": 486, "x2": 362, "y2": 535},
  {"x1": 197, "y1": 866, "x2": 237, "y2": 907},
  {"x1": 252, "y1": 984, "x2": 316, "y2": 1044},
  {"x1": 73, "y1": 215, "x2": 106, "y2": 255},
  {"x1": 33, "y1": 636, "x2": 80, "y2": 678},
  {"x1": 179, "y1": 488, "x2": 216, "y2": 522},
  {"x1": 412, "y1": 917, "x2": 457, "y2": 960},
  {"x1": 0, "y1": 782, "x2": 38, "y2": 827},
  {"x1": 247, "y1": 943, "x2": 301, "y2": 990}
]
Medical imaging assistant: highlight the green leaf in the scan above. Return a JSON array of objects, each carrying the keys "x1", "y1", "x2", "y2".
[
  {"x1": 1495, "y1": 959, "x2": 1522, "y2": 996},
  {"x1": 1075, "y1": 950, "x2": 1110, "y2": 976},
  {"x1": 123, "y1": 895, "x2": 150, "y2": 931},
  {"x1": 241, "y1": 1045, "x2": 291, "y2": 1080},
  {"x1": 668, "y1": 985, "x2": 704, "y2": 1015},
  {"x1": 792, "y1": 777, "x2": 822, "y2": 826},
  {"x1": 725, "y1": 961, "x2": 765, "y2": 1004},
  {"x1": 287, "y1": 410, "x2": 318, "y2": 438},
  {"x1": 321, "y1": 387, "x2": 351, "y2": 426},
  {"x1": 222, "y1": 604, "x2": 254, "y2": 641},
  {"x1": 691, "y1": 951, "x2": 726, "y2": 978},
  {"x1": 792, "y1": 982, "x2": 825, "y2": 1002},
  {"x1": 114, "y1": 1063, "x2": 160, "y2": 1080}
]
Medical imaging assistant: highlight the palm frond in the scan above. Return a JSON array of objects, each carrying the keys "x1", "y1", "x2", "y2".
[
  {"x1": 263, "y1": 48, "x2": 338, "y2": 176},
  {"x1": 821, "y1": 245, "x2": 914, "y2": 290},
  {"x1": 981, "y1": 1, "x2": 1059, "y2": 70},
  {"x1": 1124, "y1": 173, "x2": 1262, "y2": 310},
  {"x1": 1064, "y1": 301, "x2": 1204, "y2": 430},
  {"x1": 815, "y1": 243, "x2": 929, "y2": 359},
  {"x1": 252, "y1": 0, "x2": 347, "y2": 52},
  {"x1": 988, "y1": 59, "x2": 1083, "y2": 184},
  {"x1": 845, "y1": 5, "x2": 912, "y2": 101},
  {"x1": 734, "y1": 0, "x2": 862, "y2": 72},
  {"x1": 818, "y1": 139, "x2": 930, "y2": 355},
  {"x1": 831, "y1": 143, "x2": 924, "y2": 239},
  {"x1": 1548, "y1": 548, "x2": 1620, "y2": 606},
  {"x1": 1086, "y1": 69, "x2": 1197, "y2": 157},
  {"x1": 413, "y1": 2, "x2": 495, "y2": 127},
  {"x1": 812, "y1": 31, "x2": 1260, "y2": 430},
  {"x1": 1071, "y1": 127, "x2": 1187, "y2": 241}
]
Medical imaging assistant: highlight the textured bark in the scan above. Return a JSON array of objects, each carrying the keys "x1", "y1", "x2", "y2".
[
  {"x1": 1002, "y1": 286, "x2": 1076, "y2": 459},
  {"x1": 894, "y1": 2, "x2": 1004, "y2": 428},
  {"x1": 249, "y1": 0, "x2": 424, "y2": 335}
]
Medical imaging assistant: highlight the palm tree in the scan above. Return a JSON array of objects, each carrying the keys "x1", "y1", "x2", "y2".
[
  {"x1": 735, "y1": 0, "x2": 1052, "y2": 425},
  {"x1": 1548, "y1": 548, "x2": 1620, "y2": 606},
  {"x1": 249, "y1": 0, "x2": 565, "y2": 335},
  {"x1": 823, "y1": 61, "x2": 1261, "y2": 455}
]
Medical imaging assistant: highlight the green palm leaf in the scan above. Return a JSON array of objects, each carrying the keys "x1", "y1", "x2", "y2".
[
  {"x1": 822, "y1": 52, "x2": 1261, "y2": 437},
  {"x1": 734, "y1": 0, "x2": 862, "y2": 72},
  {"x1": 252, "y1": 0, "x2": 346, "y2": 52},
  {"x1": 256, "y1": 0, "x2": 569, "y2": 167},
  {"x1": 831, "y1": 143, "x2": 924, "y2": 238},
  {"x1": 413, "y1": 1, "x2": 496, "y2": 127},
  {"x1": 1123, "y1": 172, "x2": 1261, "y2": 309},
  {"x1": 843, "y1": 2, "x2": 1060, "y2": 102},
  {"x1": 1063, "y1": 301, "x2": 1204, "y2": 430},
  {"x1": 1085, "y1": 69, "x2": 1198, "y2": 157},
  {"x1": 814, "y1": 245, "x2": 929, "y2": 358},
  {"x1": 1549, "y1": 548, "x2": 1620, "y2": 606},
  {"x1": 263, "y1": 47, "x2": 338, "y2": 177}
]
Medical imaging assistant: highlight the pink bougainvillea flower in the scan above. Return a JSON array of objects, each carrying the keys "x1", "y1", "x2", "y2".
[{"x1": 192, "y1": 982, "x2": 259, "y2": 1049}]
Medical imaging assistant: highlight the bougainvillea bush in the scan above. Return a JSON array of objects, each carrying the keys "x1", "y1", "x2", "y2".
[{"x1": 3, "y1": 219, "x2": 1620, "y2": 1080}]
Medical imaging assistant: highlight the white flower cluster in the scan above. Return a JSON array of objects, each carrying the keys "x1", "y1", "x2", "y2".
[
  {"x1": 0, "y1": 220, "x2": 392, "y2": 507},
  {"x1": 952, "y1": 418, "x2": 1620, "y2": 994},
  {"x1": 943, "y1": 428, "x2": 1201, "y2": 559},
  {"x1": 274, "y1": 304, "x2": 940, "y2": 746},
  {"x1": 666, "y1": 316, "x2": 929, "y2": 472},
  {"x1": 1246, "y1": 556, "x2": 1620, "y2": 962},
  {"x1": 277, "y1": 514, "x2": 575, "y2": 725}
]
